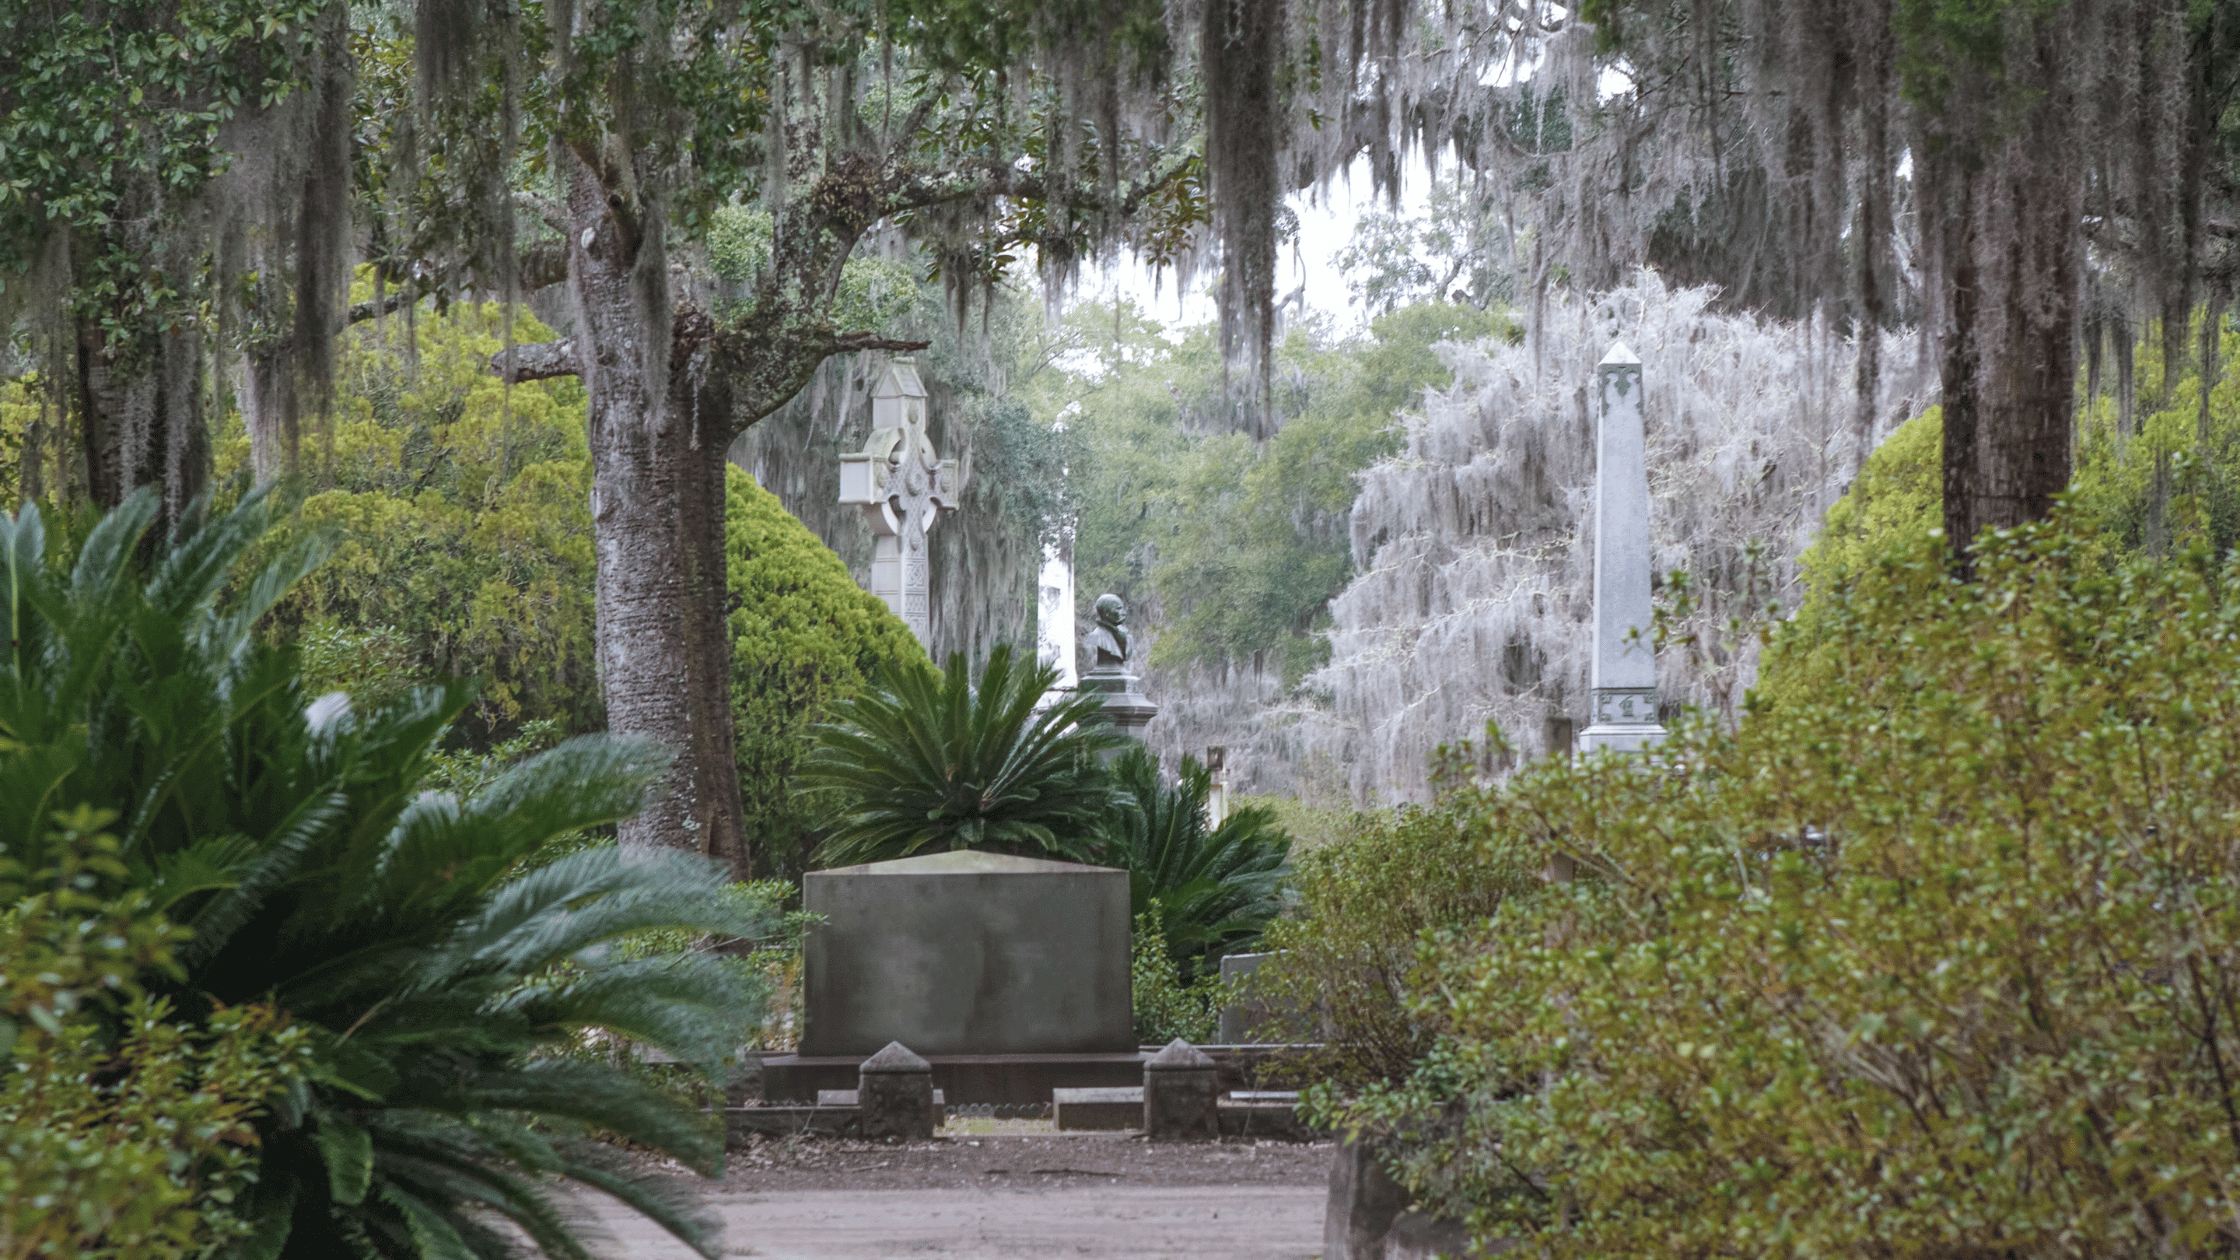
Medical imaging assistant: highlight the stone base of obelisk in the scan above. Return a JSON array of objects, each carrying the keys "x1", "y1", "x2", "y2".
[{"x1": 1576, "y1": 722, "x2": 1667, "y2": 756}]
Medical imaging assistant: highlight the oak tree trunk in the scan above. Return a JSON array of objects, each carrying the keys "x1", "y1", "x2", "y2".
[
  {"x1": 1933, "y1": 48, "x2": 2083, "y2": 572},
  {"x1": 564, "y1": 150, "x2": 750, "y2": 874}
]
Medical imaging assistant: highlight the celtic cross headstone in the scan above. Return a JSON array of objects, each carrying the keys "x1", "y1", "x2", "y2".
[{"x1": 838, "y1": 357, "x2": 960, "y2": 648}]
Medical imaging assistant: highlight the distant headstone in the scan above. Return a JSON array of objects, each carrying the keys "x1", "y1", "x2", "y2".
[
  {"x1": 837, "y1": 356, "x2": 959, "y2": 648},
  {"x1": 1143, "y1": 1038, "x2": 1220, "y2": 1141},
  {"x1": 1577, "y1": 341, "x2": 1667, "y2": 755},
  {"x1": 799, "y1": 850, "x2": 1134, "y2": 1057},
  {"x1": 857, "y1": 1041, "x2": 936, "y2": 1140},
  {"x1": 1079, "y1": 593, "x2": 1157, "y2": 744}
]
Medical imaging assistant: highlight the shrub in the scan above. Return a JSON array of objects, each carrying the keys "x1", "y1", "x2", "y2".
[
  {"x1": 0, "y1": 490, "x2": 768, "y2": 1258},
  {"x1": 799, "y1": 643, "x2": 1124, "y2": 866},
  {"x1": 1095, "y1": 745, "x2": 1293, "y2": 977},
  {"x1": 1256, "y1": 765, "x2": 1540, "y2": 1086},
  {"x1": 724, "y1": 467, "x2": 925, "y2": 880},
  {"x1": 0, "y1": 810, "x2": 312, "y2": 1259},
  {"x1": 221, "y1": 293, "x2": 601, "y2": 745},
  {"x1": 1328, "y1": 517, "x2": 2240, "y2": 1260},
  {"x1": 1130, "y1": 910, "x2": 1219, "y2": 1046}
]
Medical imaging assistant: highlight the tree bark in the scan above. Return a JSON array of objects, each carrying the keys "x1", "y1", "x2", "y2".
[
  {"x1": 75, "y1": 318, "x2": 208, "y2": 542},
  {"x1": 562, "y1": 146, "x2": 751, "y2": 874},
  {"x1": 1932, "y1": 26, "x2": 2084, "y2": 573}
]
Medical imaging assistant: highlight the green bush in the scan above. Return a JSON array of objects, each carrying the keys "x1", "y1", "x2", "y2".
[
  {"x1": 1130, "y1": 910, "x2": 1219, "y2": 1046},
  {"x1": 221, "y1": 292, "x2": 601, "y2": 746},
  {"x1": 799, "y1": 643, "x2": 1124, "y2": 866},
  {"x1": 724, "y1": 467, "x2": 924, "y2": 880},
  {"x1": 1096, "y1": 745, "x2": 1293, "y2": 977},
  {"x1": 0, "y1": 489, "x2": 768, "y2": 1258},
  {"x1": 1256, "y1": 767, "x2": 1540, "y2": 1087},
  {"x1": 1327, "y1": 517, "x2": 2240, "y2": 1259},
  {"x1": 0, "y1": 811, "x2": 311, "y2": 1260}
]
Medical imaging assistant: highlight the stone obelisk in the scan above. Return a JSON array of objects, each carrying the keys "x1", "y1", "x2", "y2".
[{"x1": 1576, "y1": 341, "x2": 1667, "y2": 755}]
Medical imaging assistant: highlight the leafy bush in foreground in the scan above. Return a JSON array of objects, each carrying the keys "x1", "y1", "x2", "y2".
[
  {"x1": 1329, "y1": 518, "x2": 2240, "y2": 1260},
  {"x1": 0, "y1": 490, "x2": 767, "y2": 1259},
  {"x1": 0, "y1": 812, "x2": 311, "y2": 1259}
]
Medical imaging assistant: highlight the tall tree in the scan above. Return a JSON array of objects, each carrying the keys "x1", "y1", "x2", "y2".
[
  {"x1": 375, "y1": 0, "x2": 1210, "y2": 870},
  {"x1": 1445, "y1": 0, "x2": 2240, "y2": 563},
  {"x1": 0, "y1": 0, "x2": 352, "y2": 538}
]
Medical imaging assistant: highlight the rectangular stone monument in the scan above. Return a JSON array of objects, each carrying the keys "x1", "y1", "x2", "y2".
[
  {"x1": 1577, "y1": 340, "x2": 1668, "y2": 755},
  {"x1": 761, "y1": 850, "x2": 1142, "y2": 1104},
  {"x1": 799, "y1": 850, "x2": 1133, "y2": 1056}
]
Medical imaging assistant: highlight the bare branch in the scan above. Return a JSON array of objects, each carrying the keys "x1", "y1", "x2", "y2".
[
  {"x1": 489, "y1": 339, "x2": 581, "y2": 382},
  {"x1": 348, "y1": 244, "x2": 569, "y2": 326},
  {"x1": 833, "y1": 333, "x2": 933, "y2": 354}
]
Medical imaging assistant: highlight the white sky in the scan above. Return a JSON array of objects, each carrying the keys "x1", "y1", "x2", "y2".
[{"x1": 1083, "y1": 157, "x2": 1438, "y2": 335}]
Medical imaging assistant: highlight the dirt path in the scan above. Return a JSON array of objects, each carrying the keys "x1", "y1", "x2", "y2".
[{"x1": 604, "y1": 1133, "x2": 1334, "y2": 1259}]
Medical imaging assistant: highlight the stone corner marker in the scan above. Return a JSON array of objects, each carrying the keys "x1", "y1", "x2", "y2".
[
  {"x1": 857, "y1": 1040, "x2": 935, "y2": 1140},
  {"x1": 1143, "y1": 1038, "x2": 1219, "y2": 1141},
  {"x1": 1577, "y1": 339, "x2": 1668, "y2": 757}
]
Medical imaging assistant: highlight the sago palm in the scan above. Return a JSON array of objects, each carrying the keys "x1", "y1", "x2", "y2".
[
  {"x1": 1097, "y1": 744, "x2": 1292, "y2": 975},
  {"x1": 799, "y1": 643, "x2": 1125, "y2": 866},
  {"x1": 0, "y1": 489, "x2": 765, "y2": 1259}
]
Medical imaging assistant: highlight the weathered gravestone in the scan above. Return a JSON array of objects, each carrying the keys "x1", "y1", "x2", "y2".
[{"x1": 762, "y1": 850, "x2": 1140, "y2": 1104}]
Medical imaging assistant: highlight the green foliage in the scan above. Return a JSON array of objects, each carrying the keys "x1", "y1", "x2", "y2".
[
  {"x1": 1040, "y1": 299, "x2": 1512, "y2": 683},
  {"x1": 0, "y1": 0, "x2": 327, "y2": 340},
  {"x1": 1095, "y1": 745, "x2": 1292, "y2": 977},
  {"x1": 0, "y1": 489, "x2": 770, "y2": 1259},
  {"x1": 1257, "y1": 769, "x2": 1540, "y2": 1087},
  {"x1": 1763, "y1": 314, "x2": 2240, "y2": 710},
  {"x1": 800, "y1": 643, "x2": 1126, "y2": 865},
  {"x1": 724, "y1": 467, "x2": 925, "y2": 880},
  {"x1": 1328, "y1": 517, "x2": 2240, "y2": 1259},
  {"x1": 1129, "y1": 910, "x2": 1219, "y2": 1046},
  {"x1": 219, "y1": 293, "x2": 601, "y2": 745},
  {"x1": 0, "y1": 810, "x2": 312, "y2": 1260}
]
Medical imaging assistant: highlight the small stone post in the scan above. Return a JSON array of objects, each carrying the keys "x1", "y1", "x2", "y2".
[
  {"x1": 857, "y1": 1041, "x2": 935, "y2": 1140},
  {"x1": 1143, "y1": 1038, "x2": 1220, "y2": 1140},
  {"x1": 1577, "y1": 340, "x2": 1667, "y2": 755}
]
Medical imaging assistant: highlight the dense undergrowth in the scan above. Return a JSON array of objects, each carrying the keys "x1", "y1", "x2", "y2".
[{"x1": 1308, "y1": 513, "x2": 2240, "y2": 1259}]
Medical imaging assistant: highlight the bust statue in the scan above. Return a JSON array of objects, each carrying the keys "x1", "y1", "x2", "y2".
[{"x1": 1084, "y1": 593, "x2": 1131, "y2": 671}]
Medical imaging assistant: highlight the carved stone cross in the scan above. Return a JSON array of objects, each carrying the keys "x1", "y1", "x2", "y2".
[{"x1": 838, "y1": 357, "x2": 959, "y2": 648}]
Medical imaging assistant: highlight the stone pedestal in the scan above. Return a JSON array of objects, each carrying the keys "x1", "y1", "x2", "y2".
[
  {"x1": 1143, "y1": 1039, "x2": 1219, "y2": 1141},
  {"x1": 1081, "y1": 668, "x2": 1158, "y2": 748},
  {"x1": 858, "y1": 1041, "x2": 935, "y2": 1140}
]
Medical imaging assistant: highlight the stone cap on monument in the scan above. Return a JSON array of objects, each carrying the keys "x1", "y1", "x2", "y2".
[
  {"x1": 1145, "y1": 1038, "x2": 1216, "y2": 1070},
  {"x1": 1599, "y1": 339, "x2": 1640, "y2": 367},
  {"x1": 815, "y1": 850, "x2": 1122, "y2": 877},
  {"x1": 858, "y1": 1041, "x2": 931, "y2": 1074}
]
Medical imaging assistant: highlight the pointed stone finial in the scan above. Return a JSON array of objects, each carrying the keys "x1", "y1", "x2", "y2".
[
  {"x1": 1599, "y1": 340, "x2": 1640, "y2": 366},
  {"x1": 1146, "y1": 1038, "x2": 1217, "y2": 1069},
  {"x1": 859, "y1": 1041, "x2": 930, "y2": 1073}
]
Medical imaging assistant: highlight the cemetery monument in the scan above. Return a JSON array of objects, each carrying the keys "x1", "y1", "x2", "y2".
[
  {"x1": 837, "y1": 356, "x2": 959, "y2": 649},
  {"x1": 1576, "y1": 341, "x2": 1668, "y2": 754}
]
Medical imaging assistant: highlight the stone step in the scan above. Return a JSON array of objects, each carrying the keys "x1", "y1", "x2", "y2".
[{"x1": 1052, "y1": 1086, "x2": 1141, "y2": 1131}]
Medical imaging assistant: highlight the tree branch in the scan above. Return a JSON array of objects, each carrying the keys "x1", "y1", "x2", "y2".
[
  {"x1": 489, "y1": 338, "x2": 581, "y2": 382},
  {"x1": 348, "y1": 244, "x2": 570, "y2": 325}
]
